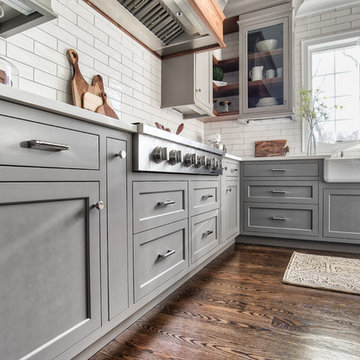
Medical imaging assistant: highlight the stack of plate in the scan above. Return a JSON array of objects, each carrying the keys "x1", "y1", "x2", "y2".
[{"x1": 256, "y1": 97, "x2": 278, "y2": 107}]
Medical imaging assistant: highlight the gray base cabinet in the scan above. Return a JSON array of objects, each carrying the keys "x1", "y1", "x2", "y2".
[
  {"x1": 324, "y1": 188, "x2": 360, "y2": 240},
  {"x1": 0, "y1": 182, "x2": 101, "y2": 360}
]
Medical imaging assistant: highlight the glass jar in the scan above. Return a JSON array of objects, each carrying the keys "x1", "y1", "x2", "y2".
[{"x1": 0, "y1": 57, "x2": 19, "y2": 87}]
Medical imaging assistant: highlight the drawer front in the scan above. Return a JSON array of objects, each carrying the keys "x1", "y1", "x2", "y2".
[
  {"x1": 191, "y1": 210, "x2": 219, "y2": 263},
  {"x1": 0, "y1": 116, "x2": 99, "y2": 170},
  {"x1": 223, "y1": 159, "x2": 240, "y2": 177},
  {"x1": 244, "y1": 203, "x2": 319, "y2": 236},
  {"x1": 243, "y1": 161, "x2": 320, "y2": 178},
  {"x1": 133, "y1": 181, "x2": 188, "y2": 233},
  {"x1": 190, "y1": 180, "x2": 219, "y2": 216},
  {"x1": 244, "y1": 181, "x2": 319, "y2": 204},
  {"x1": 134, "y1": 220, "x2": 188, "y2": 302}
]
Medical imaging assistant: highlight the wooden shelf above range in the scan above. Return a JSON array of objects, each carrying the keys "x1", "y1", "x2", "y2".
[
  {"x1": 212, "y1": 110, "x2": 239, "y2": 117},
  {"x1": 213, "y1": 82, "x2": 239, "y2": 97},
  {"x1": 213, "y1": 55, "x2": 239, "y2": 73}
]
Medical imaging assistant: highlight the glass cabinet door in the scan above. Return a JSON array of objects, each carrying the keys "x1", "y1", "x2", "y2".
[{"x1": 241, "y1": 17, "x2": 290, "y2": 116}]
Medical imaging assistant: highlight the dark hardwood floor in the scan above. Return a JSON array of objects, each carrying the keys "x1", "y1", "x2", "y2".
[{"x1": 91, "y1": 244, "x2": 360, "y2": 360}]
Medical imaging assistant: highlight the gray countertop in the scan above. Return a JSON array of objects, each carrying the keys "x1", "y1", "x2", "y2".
[{"x1": 0, "y1": 84, "x2": 137, "y2": 133}]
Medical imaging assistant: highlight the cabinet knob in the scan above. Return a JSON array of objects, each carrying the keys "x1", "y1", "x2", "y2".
[
  {"x1": 195, "y1": 89, "x2": 202, "y2": 93},
  {"x1": 94, "y1": 201, "x2": 105, "y2": 211},
  {"x1": 115, "y1": 150, "x2": 127, "y2": 159}
]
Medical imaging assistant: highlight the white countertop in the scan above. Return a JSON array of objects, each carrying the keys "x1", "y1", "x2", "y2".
[
  {"x1": 0, "y1": 84, "x2": 137, "y2": 133},
  {"x1": 224, "y1": 153, "x2": 242, "y2": 161},
  {"x1": 224, "y1": 153, "x2": 332, "y2": 162}
]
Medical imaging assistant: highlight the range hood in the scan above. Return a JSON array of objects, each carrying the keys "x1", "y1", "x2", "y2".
[
  {"x1": 0, "y1": 0, "x2": 56, "y2": 38},
  {"x1": 87, "y1": 0, "x2": 226, "y2": 58}
]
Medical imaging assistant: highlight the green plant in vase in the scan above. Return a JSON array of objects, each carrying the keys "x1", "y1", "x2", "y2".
[{"x1": 299, "y1": 89, "x2": 341, "y2": 156}]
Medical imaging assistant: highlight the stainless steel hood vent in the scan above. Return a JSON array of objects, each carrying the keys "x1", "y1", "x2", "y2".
[{"x1": 117, "y1": 0, "x2": 185, "y2": 45}]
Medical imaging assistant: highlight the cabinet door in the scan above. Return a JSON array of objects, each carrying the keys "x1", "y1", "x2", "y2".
[
  {"x1": 324, "y1": 188, "x2": 360, "y2": 241},
  {"x1": 195, "y1": 51, "x2": 212, "y2": 112},
  {"x1": 239, "y1": 14, "x2": 292, "y2": 118},
  {"x1": 0, "y1": 182, "x2": 101, "y2": 360},
  {"x1": 225, "y1": 179, "x2": 240, "y2": 240},
  {"x1": 107, "y1": 138, "x2": 129, "y2": 320}
]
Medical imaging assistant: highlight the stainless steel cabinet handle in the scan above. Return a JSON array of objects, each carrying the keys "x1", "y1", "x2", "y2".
[
  {"x1": 94, "y1": 201, "x2": 105, "y2": 211},
  {"x1": 272, "y1": 216, "x2": 286, "y2": 221},
  {"x1": 272, "y1": 169, "x2": 286, "y2": 172},
  {"x1": 231, "y1": 168, "x2": 238, "y2": 172},
  {"x1": 202, "y1": 194, "x2": 213, "y2": 199},
  {"x1": 202, "y1": 230, "x2": 213, "y2": 237},
  {"x1": 195, "y1": 89, "x2": 202, "y2": 92},
  {"x1": 158, "y1": 249, "x2": 176, "y2": 259},
  {"x1": 157, "y1": 200, "x2": 175, "y2": 206},
  {"x1": 272, "y1": 190, "x2": 286, "y2": 194},
  {"x1": 115, "y1": 150, "x2": 127, "y2": 159},
  {"x1": 28, "y1": 140, "x2": 70, "y2": 151}
]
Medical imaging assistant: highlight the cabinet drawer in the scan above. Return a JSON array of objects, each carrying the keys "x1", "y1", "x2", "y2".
[
  {"x1": 243, "y1": 161, "x2": 320, "y2": 178},
  {"x1": 190, "y1": 180, "x2": 219, "y2": 216},
  {"x1": 244, "y1": 203, "x2": 319, "y2": 236},
  {"x1": 244, "y1": 181, "x2": 318, "y2": 204},
  {"x1": 223, "y1": 159, "x2": 240, "y2": 177},
  {"x1": 133, "y1": 181, "x2": 188, "y2": 233},
  {"x1": 0, "y1": 116, "x2": 99, "y2": 170},
  {"x1": 134, "y1": 220, "x2": 188, "y2": 302},
  {"x1": 191, "y1": 210, "x2": 219, "y2": 263}
]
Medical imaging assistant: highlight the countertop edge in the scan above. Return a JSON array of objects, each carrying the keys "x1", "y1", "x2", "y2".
[{"x1": 0, "y1": 85, "x2": 137, "y2": 133}]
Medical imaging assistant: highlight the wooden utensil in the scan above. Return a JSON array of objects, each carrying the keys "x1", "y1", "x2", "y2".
[
  {"x1": 155, "y1": 122, "x2": 163, "y2": 130},
  {"x1": 176, "y1": 123, "x2": 184, "y2": 135},
  {"x1": 67, "y1": 49, "x2": 101, "y2": 107},
  {"x1": 255, "y1": 140, "x2": 289, "y2": 157},
  {"x1": 83, "y1": 92, "x2": 103, "y2": 112},
  {"x1": 95, "y1": 92, "x2": 119, "y2": 119}
]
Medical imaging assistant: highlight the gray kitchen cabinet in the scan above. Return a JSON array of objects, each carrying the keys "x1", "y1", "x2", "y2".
[
  {"x1": 0, "y1": 182, "x2": 101, "y2": 360},
  {"x1": 324, "y1": 188, "x2": 360, "y2": 241},
  {"x1": 161, "y1": 51, "x2": 213, "y2": 119},
  {"x1": 224, "y1": 178, "x2": 240, "y2": 240},
  {"x1": 191, "y1": 210, "x2": 220, "y2": 263},
  {"x1": 190, "y1": 179, "x2": 220, "y2": 216},
  {"x1": 238, "y1": 3, "x2": 295, "y2": 121},
  {"x1": 133, "y1": 219, "x2": 188, "y2": 302},
  {"x1": 107, "y1": 138, "x2": 129, "y2": 320}
]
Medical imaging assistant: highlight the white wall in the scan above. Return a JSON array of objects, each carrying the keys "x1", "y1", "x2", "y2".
[
  {"x1": 205, "y1": 3, "x2": 360, "y2": 157},
  {"x1": 0, "y1": 0, "x2": 204, "y2": 142}
]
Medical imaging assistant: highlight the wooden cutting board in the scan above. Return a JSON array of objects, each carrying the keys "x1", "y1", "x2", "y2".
[
  {"x1": 255, "y1": 140, "x2": 289, "y2": 157},
  {"x1": 96, "y1": 92, "x2": 119, "y2": 119},
  {"x1": 67, "y1": 49, "x2": 102, "y2": 108}
]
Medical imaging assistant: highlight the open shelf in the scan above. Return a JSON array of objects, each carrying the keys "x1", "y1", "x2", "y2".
[
  {"x1": 248, "y1": 77, "x2": 282, "y2": 88},
  {"x1": 213, "y1": 110, "x2": 239, "y2": 117},
  {"x1": 248, "y1": 48, "x2": 283, "y2": 61},
  {"x1": 213, "y1": 55, "x2": 239, "y2": 73},
  {"x1": 213, "y1": 83, "x2": 239, "y2": 97}
]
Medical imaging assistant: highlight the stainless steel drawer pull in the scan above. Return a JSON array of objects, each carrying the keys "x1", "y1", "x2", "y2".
[
  {"x1": 202, "y1": 194, "x2": 214, "y2": 199},
  {"x1": 158, "y1": 249, "x2": 176, "y2": 259},
  {"x1": 272, "y1": 190, "x2": 286, "y2": 194},
  {"x1": 28, "y1": 140, "x2": 70, "y2": 151},
  {"x1": 272, "y1": 216, "x2": 286, "y2": 221},
  {"x1": 272, "y1": 169, "x2": 286, "y2": 172},
  {"x1": 157, "y1": 200, "x2": 175, "y2": 206},
  {"x1": 202, "y1": 230, "x2": 213, "y2": 237}
]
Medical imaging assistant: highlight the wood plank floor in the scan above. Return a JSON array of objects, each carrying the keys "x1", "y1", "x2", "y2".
[{"x1": 91, "y1": 244, "x2": 360, "y2": 360}]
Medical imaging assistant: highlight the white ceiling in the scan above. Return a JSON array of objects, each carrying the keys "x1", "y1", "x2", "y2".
[{"x1": 224, "y1": 0, "x2": 360, "y2": 18}]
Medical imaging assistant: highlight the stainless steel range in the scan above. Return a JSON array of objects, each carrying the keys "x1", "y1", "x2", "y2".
[{"x1": 133, "y1": 124, "x2": 224, "y2": 176}]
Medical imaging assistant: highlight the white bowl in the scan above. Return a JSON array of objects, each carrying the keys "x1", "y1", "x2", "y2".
[{"x1": 256, "y1": 39, "x2": 278, "y2": 52}]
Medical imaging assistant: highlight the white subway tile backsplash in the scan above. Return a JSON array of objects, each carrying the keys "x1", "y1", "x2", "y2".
[{"x1": 19, "y1": 78, "x2": 57, "y2": 99}]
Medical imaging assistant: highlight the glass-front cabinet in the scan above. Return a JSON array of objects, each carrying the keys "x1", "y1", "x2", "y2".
[{"x1": 238, "y1": 4, "x2": 294, "y2": 121}]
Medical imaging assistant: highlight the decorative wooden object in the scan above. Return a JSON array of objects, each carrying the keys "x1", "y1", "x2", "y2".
[
  {"x1": 83, "y1": 92, "x2": 103, "y2": 112},
  {"x1": 95, "y1": 93, "x2": 119, "y2": 120},
  {"x1": 176, "y1": 123, "x2": 184, "y2": 135},
  {"x1": 255, "y1": 140, "x2": 289, "y2": 157}
]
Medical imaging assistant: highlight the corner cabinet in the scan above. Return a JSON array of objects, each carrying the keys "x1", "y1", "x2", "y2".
[
  {"x1": 238, "y1": 3, "x2": 295, "y2": 121},
  {"x1": 161, "y1": 51, "x2": 213, "y2": 119}
]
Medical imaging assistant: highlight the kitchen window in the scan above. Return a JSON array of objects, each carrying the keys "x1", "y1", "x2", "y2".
[{"x1": 302, "y1": 31, "x2": 360, "y2": 145}]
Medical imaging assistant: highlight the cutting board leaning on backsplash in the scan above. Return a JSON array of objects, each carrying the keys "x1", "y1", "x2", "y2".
[{"x1": 255, "y1": 140, "x2": 289, "y2": 157}]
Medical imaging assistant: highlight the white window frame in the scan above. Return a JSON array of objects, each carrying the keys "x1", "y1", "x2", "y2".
[{"x1": 301, "y1": 30, "x2": 360, "y2": 153}]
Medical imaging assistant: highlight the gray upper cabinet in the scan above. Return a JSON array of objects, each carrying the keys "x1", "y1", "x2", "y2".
[
  {"x1": 0, "y1": 182, "x2": 101, "y2": 360},
  {"x1": 161, "y1": 51, "x2": 213, "y2": 119},
  {"x1": 238, "y1": 3, "x2": 294, "y2": 121},
  {"x1": 107, "y1": 138, "x2": 129, "y2": 320},
  {"x1": 324, "y1": 188, "x2": 360, "y2": 242}
]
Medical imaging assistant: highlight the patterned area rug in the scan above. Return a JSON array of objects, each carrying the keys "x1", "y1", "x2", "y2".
[{"x1": 282, "y1": 252, "x2": 360, "y2": 295}]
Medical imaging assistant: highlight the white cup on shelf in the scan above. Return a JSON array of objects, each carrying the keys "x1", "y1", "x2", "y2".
[
  {"x1": 249, "y1": 66, "x2": 263, "y2": 81},
  {"x1": 265, "y1": 69, "x2": 275, "y2": 79},
  {"x1": 276, "y1": 67, "x2": 283, "y2": 78}
]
